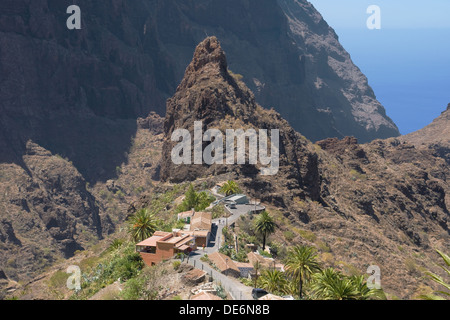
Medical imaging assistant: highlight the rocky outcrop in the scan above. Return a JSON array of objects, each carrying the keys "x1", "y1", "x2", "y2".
[
  {"x1": 0, "y1": 141, "x2": 110, "y2": 281},
  {"x1": 161, "y1": 37, "x2": 321, "y2": 204},
  {"x1": 160, "y1": 37, "x2": 449, "y2": 298},
  {"x1": 137, "y1": 112, "x2": 164, "y2": 135},
  {"x1": 0, "y1": 0, "x2": 398, "y2": 185},
  {"x1": 401, "y1": 105, "x2": 450, "y2": 164}
]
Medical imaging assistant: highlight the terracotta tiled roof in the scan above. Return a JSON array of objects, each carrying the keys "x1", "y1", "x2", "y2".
[
  {"x1": 174, "y1": 235, "x2": 195, "y2": 249},
  {"x1": 136, "y1": 232, "x2": 194, "y2": 249},
  {"x1": 234, "y1": 262, "x2": 254, "y2": 269},
  {"x1": 247, "y1": 252, "x2": 268, "y2": 266},
  {"x1": 190, "y1": 211, "x2": 212, "y2": 231},
  {"x1": 246, "y1": 252, "x2": 284, "y2": 270},
  {"x1": 208, "y1": 252, "x2": 240, "y2": 273},
  {"x1": 136, "y1": 232, "x2": 171, "y2": 247},
  {"x1": 177, "y1": 229, "x2": 210, "y2": 239}
]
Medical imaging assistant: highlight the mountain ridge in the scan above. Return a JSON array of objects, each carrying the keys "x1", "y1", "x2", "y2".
[
  {"x1": 401, "y1": 104, "x2": 450, "y2": 164},
  {"x1": 2, "y1": 36, "x2": 449, "y2": 300},
  {"x1": 158, "y1": 37, "x2": 449, "y2": 299},
  {"x1": 0, "y1": 0, "x2": 398, "y2": 185},
  {"x1": 3, "y1": 1, "x2": 449, "y2": 300}
]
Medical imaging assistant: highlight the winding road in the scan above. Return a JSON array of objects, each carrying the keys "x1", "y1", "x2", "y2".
[{"x1": 187, "y1": 203, "x2": 265, "y2": 300}]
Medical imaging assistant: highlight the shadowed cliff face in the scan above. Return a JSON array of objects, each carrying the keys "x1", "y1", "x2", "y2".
[
  {"x1": 0, "y1": 0, "x2": 398, "y2": 183},
  {"x1": 161, "y1": 37, "x2": 322, "y2": 203},
  {"x1": 0, "y1": 0, "x2": 407, "y2": 290},
  {"x1": 0, "y1": 141, "x2": 110, "y2": 282}
]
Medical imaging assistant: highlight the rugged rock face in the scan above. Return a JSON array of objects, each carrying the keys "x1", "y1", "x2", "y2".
[
  {"x1": 401, "y1": 105, "x2": 450, "y2": 164},
  {"x1": 0, "y1": 141, "x2": 111, "y2": 281},
  {"x1": 4, "y1": 0, "x2": 445, "y2": 298},
  {"x1": 277, "y1": 0, "x2": 399, "y2": 142},
  {"x1": 160, "y1": 37, "x2": 449, "y2": 298},
  {"x1": 161, "y1": 37, "x2": 321, "y2": 204},
  {"x1": 0, "y1": 0, "x2": 398, "y2": 185}
]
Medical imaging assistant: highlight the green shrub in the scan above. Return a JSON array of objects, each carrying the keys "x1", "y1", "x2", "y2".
[
  {"x1": 173, "y1": 261, "x2": 181, "y2": 270},
  {"x1": 297, "y1": 229, "x2": 317, "y2": 242},
  {"x1": 108, "y1": 239, "x2": 125, "y2": 251},
  {"x1": 215, "y1": 284, "x2": 227, "y2": 300},
  {"x1": 79, "y1": 256, "x2": 101, "y2": 271},
  {"x1": 177, "y1": 184, "x2": 215, "y2": 212},
  {"x1": 120, "y1": 277, "x2": 148, "y2": 300},
  {"x1": 283, "y1": 231, "x2": 295, "y2": 242},
  {"x1": 405, "y1": 258, "x2": 418, "y2": 275},
  {"x1": 228, "y1": 69, "x2": 244, "y2": 82},
  {"x1": 258, "y1": 250, "x2": 272, "y2": 258},
  {"x1": 48, "y1": 270, "x2": 69, "y2": 288},
  {"x1": 115, "y1": 190, "x2": 125, "y2": 199},
  {"x1": 317, "y1": 241, "x2": 331, "y2": 253},
  {"x1": 349, "y1": 169, "x2": 367, "y2": 181},
  {"x1": 232, "y1": 250, "x2": 248, "y2": 263},
  {"x1": 210, "y1": 204, "x2": 226, "y2": 219}
]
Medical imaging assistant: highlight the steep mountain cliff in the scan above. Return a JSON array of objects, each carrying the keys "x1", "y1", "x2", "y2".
[
  {"x1": 5, "y1": 0, "x2": 441, "y2": 297},
  {"x1": 0, "y1": 141, "x2": 109, "y2": 282},
  {"x1": 2, "y1": 34, "x2": 447, "y2": 299},
  {"x1": 160, "y1": 37, "x2": 449, "y2": 299},
  {"x1": 0, "y1": 0, "x2": 398, "y2": 183},
  {"x1": 161, "y1": 36, "x2": 321, "y2": 206}
]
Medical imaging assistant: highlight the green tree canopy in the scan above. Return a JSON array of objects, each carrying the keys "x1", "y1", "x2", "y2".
[
  {"x1": 311, "y1": 268, "x2": 383, "y2": 300},
  {"x1": 253, "y1": 211, "x2": 276, "y2": 251},
  {"x1": 311, "y1": 268, "x2": 358, "y2": 300},
  {"x1": 177, "y1": 184, "x2": 215, "y2": 212},
  {"x1": 219, "y1": 180, "x2": 242, "y2": 196},
  {"x1": 284, "y1": 245, "x2": 321, "y2": 299},
  {"x1": 127, "y1": 208, "x2": 158, "y2": 243},
  {"x1": 259, "y1": 269, "x2": 287, "y2": 295}
]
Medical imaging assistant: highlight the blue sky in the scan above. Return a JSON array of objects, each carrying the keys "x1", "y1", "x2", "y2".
[
  {"x1": 308, "y1": 0, "x2": 450, "y2": 134},
  {"x1": 308, "y1": 0, "x2": 450, "y2": 29}
]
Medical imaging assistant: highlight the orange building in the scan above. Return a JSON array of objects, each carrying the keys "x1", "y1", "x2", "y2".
[
  {"x1": 208, "y1": 252, "x2": 241, "y2": 278},
  {"x1": 189, "y1": 211, "x2": 212, "y2": 247},
  {"x1": 136, "y1": 231, "x2": 196, "y2": 266}
]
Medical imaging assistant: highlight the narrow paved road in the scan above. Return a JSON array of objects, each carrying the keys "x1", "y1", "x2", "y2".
[
  {"x1": 187, "y1": 203, "x2": 265, "y2": 300},
  {"x1": 186, "y1": 256, "x2": 253, "y2": 300}
]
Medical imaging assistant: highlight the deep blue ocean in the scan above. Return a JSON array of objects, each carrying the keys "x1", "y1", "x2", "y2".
[{"x1": 334, "y1": 28, "x2": 450, "y2": 135}]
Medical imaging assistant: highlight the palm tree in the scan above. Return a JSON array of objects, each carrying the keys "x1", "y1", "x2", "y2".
[
  {"x1": 284, "y1": 245, "x2": 321, "y2": 299},
  {"x1": 420, "y1": 250, "x2": 450, "y2": 300},
  {"x1": 311, "y1": 269, "x2": 383, "y2": 300},
  {"x1": 311, "y1": 268, "x2": 358, "y2": 300},
  {"x1": 253, "y1": 211, "x2": 275, "y2": 251},
  {"x1": 259, "y1": 269, "x2": 287, "y2": 295},
  {"x1": 283, "y1": 278, "x2": 301, "y2": 297},
  {"x1": 349, "y1": 275, "x2": 385, "y2": 300},
  {"x1": 128, "y1": 208, "x2": 158, "y2": 243},
  {"x1": 219, "y1": 180, "x2": 241, "y2": 196}
]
